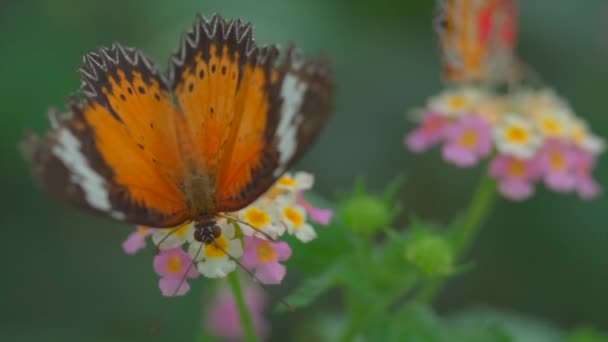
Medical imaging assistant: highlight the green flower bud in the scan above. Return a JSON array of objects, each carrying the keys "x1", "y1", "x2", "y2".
[
  {"x1": 341, "y1": 195, "x2": 392, "y2": 234},
  {"x1": 405, "y1": 234, "x2": 454, "y2": 277}
]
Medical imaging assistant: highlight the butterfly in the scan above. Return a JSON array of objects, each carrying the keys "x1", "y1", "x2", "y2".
[
  {"x1": 435, "y1": 0, "x2": 519, "y2": 84},
  {"x1": 23, "y1": 14, "x2": 333, "y2": 245}
]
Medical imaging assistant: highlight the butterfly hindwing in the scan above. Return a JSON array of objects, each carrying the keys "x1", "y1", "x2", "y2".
[{"x1": 24, "y1": 44, "x2": 190, "y2": 227}]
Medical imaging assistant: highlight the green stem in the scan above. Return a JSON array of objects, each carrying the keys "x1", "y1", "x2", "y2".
[
  {"x1": 227, "y1": 271, "x2": 258, "y2": 342},
  {"x1": 417, "y1": 172, "x2": 497, "y2": 302},
  {"x1": 340, "y1": 279, "x2": 416, "y2": 342}
]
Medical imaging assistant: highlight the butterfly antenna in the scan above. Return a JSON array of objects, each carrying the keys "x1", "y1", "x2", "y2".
[
  {"x1": 218, "y1": 214, "x2": 277, "y2": 242},
  {"x1": 212, "y1": 241, "x2": 294, "y2": 312},
  {"x1": 150, "y1": 242, "x2": 204, "y2": 334}
]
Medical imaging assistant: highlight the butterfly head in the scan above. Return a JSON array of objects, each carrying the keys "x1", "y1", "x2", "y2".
[{"x1": 193, "y1": 219, "x2": 222, "y2": 244}]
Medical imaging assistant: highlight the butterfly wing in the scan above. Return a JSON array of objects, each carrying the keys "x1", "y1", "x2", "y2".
[
  {"x1": 436, "y1": 0, "x2": 519, "y2": 84},
  {"x1": 23, "y1": 44, "x2": 190, "y2": 227},
  {"x1": 169, "y1": 15, "x2": 333, "y2": 213}
]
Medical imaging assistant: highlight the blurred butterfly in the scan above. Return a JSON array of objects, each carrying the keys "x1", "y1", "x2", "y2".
[
  {"x1": 435, "y1": 0, "x2": 520, "y2": 84},
  {"x1": 23, "y1": 14, "x2": 333, "y2": 245}
]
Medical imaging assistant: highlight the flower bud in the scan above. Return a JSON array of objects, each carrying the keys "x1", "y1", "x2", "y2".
[
  {"x1": 405, "y1": 234, "x2": 454, "y2": 277},
  {"x1": 341, "y1": 195, "x2": 392, "y2": 234}
]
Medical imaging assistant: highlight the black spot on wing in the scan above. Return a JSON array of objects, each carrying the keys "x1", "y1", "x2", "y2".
[
  {"x1": 168, "y1": 13, "x2": 279, "y2": 91},
  {"x1": 79, "y1": 42, "x2": 168, "y2": 122}
]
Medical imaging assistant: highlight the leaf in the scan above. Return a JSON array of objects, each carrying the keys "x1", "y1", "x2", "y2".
[
  {"x1": 366, "y1": 303, "x2": 513, "y2": 342},
  {"x1": 285, "y1": 216, "x2": 352, "y2": 275},
  {"x1": 566, "y1": 327, "x2": 608, "y2": 342},
  {"x1": 276, "y1": 259, "x2": 344, "y2": 312},
  {"x1": 448, "y1": 308, "x2": 563, "y2": 342},
  {"x1": 366, "y1": 302, "x2": 449, "y2": 341}
]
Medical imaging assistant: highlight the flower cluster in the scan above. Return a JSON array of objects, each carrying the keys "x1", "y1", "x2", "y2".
[
  {"x1": 405, "y1": 87, "x2": 604, "y2": 201},
  {"x1": 121, "y1": 171, "x2": 333, "y2": 296}
]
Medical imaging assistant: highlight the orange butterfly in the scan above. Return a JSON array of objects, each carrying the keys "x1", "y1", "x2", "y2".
[
  {"x1": 23, "y1": 14, "x2": 333, "y2": 245},
  {"x1": 435, "y1": 0, "x2": 519, "y2": 84}
]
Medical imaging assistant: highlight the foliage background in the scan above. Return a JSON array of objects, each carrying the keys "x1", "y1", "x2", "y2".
[{"x1": 2, "y1": 0, "x2": 607, "y2": 340}]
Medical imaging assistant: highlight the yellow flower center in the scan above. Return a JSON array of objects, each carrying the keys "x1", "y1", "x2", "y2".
[
  {"x1": 541, "y1": 118, "x2": 563, "y2": 136},
  {"x1": 245, "y1": 208, "x2": 271, "y2": 227},
  {"x1": 507, "y1": 160, "x2": 526, "y2": 177},
  {"x1": 447, "y1": 96, "x2": 468, "y2": 110},
  {"x1": 256, "y1": 241, "x2": 276, "y2": 263},
  {"x1": 137, "y1": 226, "x2": 150, "y2": 235},
  {"x1": 278, "y1": 176, "x2": 297, "y2": 188},
  {"x1": 165, "y1": 254, "x2": 183, "y2": 274},
  {"x1": 505, "y1": 126, "x2": 529, "y2": 144},
  {"x1": 204, "y1": 236, "x2": 229, "y2": 258},
  {"x1": 284, "y1": 207, "x2": 304, "y2": 228},
  {"x1": 550, "y1": 151, "x2": 566, "y2": 170},
  {"x1": 459, "y1": 130, "x2": 478, "y2": 148}
]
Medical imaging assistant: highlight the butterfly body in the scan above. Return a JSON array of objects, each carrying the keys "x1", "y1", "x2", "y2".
[{"x1": 24, "y1": 14, "x2": 333, "y2": 245}]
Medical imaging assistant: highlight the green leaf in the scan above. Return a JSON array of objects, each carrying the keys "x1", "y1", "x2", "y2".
[
  {"x1": 285, "y1": 215, "x2": 352, "y2": 275},
  {"x1": 366, "y1": 302, "x2": 448, "y2": 341},
  {"x1": 449, "y1": 308, "x2": 563, "y2": 342},
  {"x1": 276, "y1": 260, "x2": 343, "y2": 312},
  {"x1": 366, "y1": 303, "x2": 513, "y2": 342},
  {"x1": 566, "y1": 327, "x2": 608, "y2": 342}
]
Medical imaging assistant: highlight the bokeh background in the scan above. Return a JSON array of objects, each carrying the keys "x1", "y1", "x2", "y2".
[{"x1": 2, "y1": 0, "x2": 608, "y2": 341}]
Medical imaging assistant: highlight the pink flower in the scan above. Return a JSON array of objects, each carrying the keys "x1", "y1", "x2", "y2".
[
  {"x1": 122, "y1": 226, "x2": 154, "y2": 255},
  {"x1": 573, "y1": 148, "x2": 602, "y2": 200},
  {"x1": 490, "y1": 154, "x2": 540, "y2": 201},
  {"x1": 405, "y1": 112, "x2": 449, "y2": 152},
  {"x1": 297, "y1": 193, "x2": 333, "y2": 225},
  {"x1": 536, "y1": 139, "x2": 577, "y2": 192},
  {"x1": 242, "y1": 237, "x2": 291, "y2": 285},
  {"x1": 153, "y1": 247, "x2": 199, "y2": 296},
  {"x1": 442, "y1": 115, "x2": 492, "y2": 167},
  {"x1": 206, "y1": 284, "x2": 269, "y2": 341}
]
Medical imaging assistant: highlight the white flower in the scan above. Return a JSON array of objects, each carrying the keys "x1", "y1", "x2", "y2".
[
  {"x1": 238, "y1": 204, "x2": 285, "y2": 239},
  {"x1": 275, "y1": 172, "x2": 314, "y2": 193},
  {"x1": 533, "y1": 106, "x2": 574, "y2": 139},
  {"x1": 427, "y1": 86, "x2": 486, "y2": 118},
  {"x1": 571, "y1": 118, "x2": 605, "y2": 155},
  {"x1": 152, "y1": 222, "x2": 194, "y2": 250},
  {"x1": 280, "y1": 204, "x2": 317, "y2": 243},
  {"x1": 494, "y1": 113, "x2": 542, "y2": 159},
  {"x1": 188, "y1": 220, "x2": 243, "y2": 278}
]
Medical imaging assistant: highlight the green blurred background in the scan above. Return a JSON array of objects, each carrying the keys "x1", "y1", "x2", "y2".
[{"x1": 2, "y1": 0, "x2": 608, "y2": 340}]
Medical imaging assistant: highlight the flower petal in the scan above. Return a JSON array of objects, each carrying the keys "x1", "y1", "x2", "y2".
[
  {"x1": 198, "y1": 257, "x2": 236, "y2": 278},
  {"x1": 273, "y1": 241, "x2": 292, "y2": 261},
  {"x1": 295, "y1": 224, "x2": 318, "y2": 243},
  {"x1": 255, "y1": 262, "x2": 286, "y2": 285},
  {"x1": 122, "y1": 231, "x2": 147, "y2": 255},
  {"x1": 159, "y1": 276, "x2": 190, "y2": 297}
]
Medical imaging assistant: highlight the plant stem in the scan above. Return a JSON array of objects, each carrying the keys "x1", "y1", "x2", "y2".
[
  {"x1": 227, "y1": 271, "x2": 257, "y2": 342},
  {"x1": 417, "y1": 173, "x2": 497, "y2": 302}
]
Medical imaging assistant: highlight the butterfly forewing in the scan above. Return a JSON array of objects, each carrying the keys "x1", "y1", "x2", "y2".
[
  {"x1": 169, "y1": 15, "x2": 333, "y2": 213},
  {"x1": 24, "y1": 44, "x2": 191, "y2": 227}
]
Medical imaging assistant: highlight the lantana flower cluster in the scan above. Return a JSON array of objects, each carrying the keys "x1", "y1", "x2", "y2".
[
  {"x1": 121, "y1": 171, "x2": 333, "y2": 296},
  {"x1": 405, "y1": 87, "x2": 604, "y2": 201}
]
